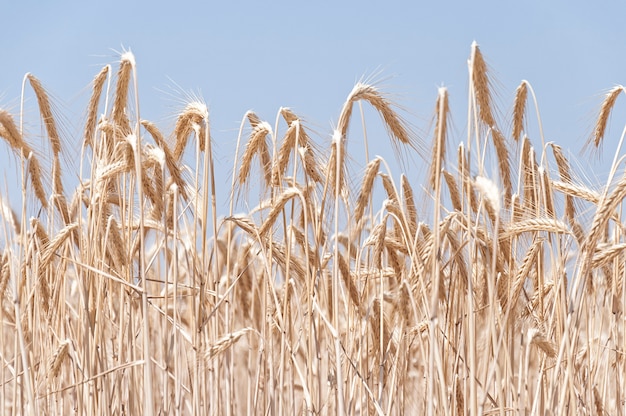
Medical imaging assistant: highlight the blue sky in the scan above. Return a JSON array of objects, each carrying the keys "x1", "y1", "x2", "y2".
[{"x1": 2, "y1": 0, "x2": 626, "y2": 211}]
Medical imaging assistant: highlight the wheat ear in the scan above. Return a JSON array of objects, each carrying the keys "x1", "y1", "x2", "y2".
[
  {"x1": 337, "y1": 82, "x2": 412, "y2": 146},
  {"x1": 401, "y1": 174, "x2": 418, "y2": 235},
  {"x1": 550, "y1": 144, "x2": 575, "y2": 221},
  {"x1": 27, "y1": 74, "x2": 61, "y2": 155},
  {"x1": 589, "y1": 86, "x2": 623, "y2": 149},
  {"x1": 173, "y1": 102, "x2": 209, "y2": 161},
  {"x1": 26, "y1": 154, "x2": 48, "y2": 209},
  {"x1": 84, "y1": 65, "x2": 110, "y2": 147},
  {"x1": 141, "y1": 120, "x2": 188, "y2": 200},
  {"x1": 354, "y1": 157, "x2": 381, "y2": 224},
  {"x1": 111, "y1": 52, "x2": 134, "y2": 135},
  {"x1": 429, "y1": 87, "x2": 449, "y2": 190},
  {"x1": 258, "y1": 187, "x2": 300, "y2": 237},
  {"x1": 47, "y1": 339, "x2": 70, "y2": 379},
  {"x1": 512, "y1": 80, "x2": 528, "y2": 141},
  {"x1": 281, "y1": 109, "x2": 323, "y2": 184},
  {"x1": 470, "y1": 41, "x2": 496, "y2": 126},
  {"x1": 237, "y1": 112, "x2": 272, "y2": 187},
  {"x1": 489, "y1": 128, "x2": 511, "y2": 206},
  {"x1": 584, "y1": 173, "x2": 626, "y2": 273},
  {"x1": 273, "y1": 114, "x2": 299, "y2": 184},
  {"x1": 443, "y1": 170, "x2": 462, "y2": 212}
]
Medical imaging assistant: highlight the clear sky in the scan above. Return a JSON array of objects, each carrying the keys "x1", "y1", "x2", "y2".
[{"x1": 2, "y1": 0, "x2": 626, "y2": 212}]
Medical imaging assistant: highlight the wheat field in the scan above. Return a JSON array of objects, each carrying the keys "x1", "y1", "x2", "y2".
[{"x1": 0, "y1": 42, "x2": 624, "y2": 415}]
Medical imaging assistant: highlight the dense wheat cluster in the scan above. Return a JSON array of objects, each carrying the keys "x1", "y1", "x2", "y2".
[{"x1": 0, "y1": 42, "x2": 625, "y2": 415}]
